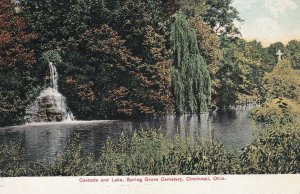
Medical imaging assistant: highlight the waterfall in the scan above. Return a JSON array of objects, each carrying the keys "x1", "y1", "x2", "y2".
[
  {"x1": 49, "y1": 62, "x2": 58, "y2": 91},
  {"x1": 25, "y1": 62, "x2": 75, "y2": 123}
]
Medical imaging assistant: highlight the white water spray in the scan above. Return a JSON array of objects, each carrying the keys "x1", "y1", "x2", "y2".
[{"x1": 25, "y1": 62, "x2": 74, "y2": 123}]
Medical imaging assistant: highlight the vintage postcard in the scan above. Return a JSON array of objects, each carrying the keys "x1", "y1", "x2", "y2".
[{"x1": 0, "y1": 0, "x2": 300, "y2": 193}]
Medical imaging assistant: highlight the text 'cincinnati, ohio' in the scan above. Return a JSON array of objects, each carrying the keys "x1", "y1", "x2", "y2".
[{"x1": 79, "y1": 176, "x2": 225, "y2": 183}]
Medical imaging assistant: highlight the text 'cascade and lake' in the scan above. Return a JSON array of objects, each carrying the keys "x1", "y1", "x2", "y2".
[{"x1": 79, "y1": 176, "x2": 226, "y2": 184}]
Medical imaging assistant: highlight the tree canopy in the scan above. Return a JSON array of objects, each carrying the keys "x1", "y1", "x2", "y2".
[{"x1": 2, "y1": 0, "x2": 299, "y2": 126}]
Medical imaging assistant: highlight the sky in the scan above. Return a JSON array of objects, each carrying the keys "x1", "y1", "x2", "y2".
[{"x1": 232, "y1": 0, "x2": 300, "y2": 46}]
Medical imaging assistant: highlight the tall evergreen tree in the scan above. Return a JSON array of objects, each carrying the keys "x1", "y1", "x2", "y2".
[{"x1": 171, "y1": 12, "x2": 211, "y2": 113}]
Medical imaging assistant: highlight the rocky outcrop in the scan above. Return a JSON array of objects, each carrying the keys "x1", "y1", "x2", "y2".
[{"x1": 25, "y1": 88, "x2": 71, "y2": 122}]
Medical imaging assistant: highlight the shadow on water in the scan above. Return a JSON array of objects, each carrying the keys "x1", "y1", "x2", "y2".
[{"x1": 0, "y1": 105, "x2": 256, "y2": 163}]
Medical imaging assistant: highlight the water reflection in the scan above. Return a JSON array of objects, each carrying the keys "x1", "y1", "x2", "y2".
[{"x1": 0, "y1": 105, "x2": 256, "y2": 163}]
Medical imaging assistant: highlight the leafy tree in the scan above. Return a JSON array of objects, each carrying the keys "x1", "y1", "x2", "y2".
[
  {"x1": 214, "y1": 41, "x2": 242, "y2": 107},
  {"x1": 214, "y1": 39, "x2": 265, "y2": 107},
  {"x1": 262, "y1": 42, "x2": 288, "y2": 72},
  {"x1": 204, "y1": 0, "x2": 242, "y2": 36},
  {"x1": 239, "y1": 40, "x2": 265, "y2": 100},
  {"x1": 286, "y1": 40, "x2": 300, "y2": 69},
  {"x1": 171, "y1": 12, "x2": 211, "y2": 113},
  {"x1": 60, "y1": 25, "x2": 171, "y2": 118},
  {"x1": 20, "y1": 0, "x2": 100, "y2": 50},
  {"x1": 0, "y1": 0, "x2": 38, "y2": 126},
  {"x1": 158, "y1": 0, "x2": 242, "y2": 36},
  {"x1": 106, "y1": 0, "x2": 173, "y2": 115},
  {"x1": 189, "y1": 18, "x2": 221, "y2": 102},
  {"x1": 0, "y1": 0, "x2": 37, "y2": 66},
  {"x1": 264, "y1": 59, "x2": 300, "y2": 101},
  {"x1": 190, "y1": 18, "x2": 221, "y2": 66}
]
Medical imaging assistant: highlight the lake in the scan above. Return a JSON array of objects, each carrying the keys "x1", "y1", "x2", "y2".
[{"x1": 0, "y1": 104, "x2": 256, "y2": 163}]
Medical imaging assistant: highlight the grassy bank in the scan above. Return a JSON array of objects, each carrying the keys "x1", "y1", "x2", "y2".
[{"x1": 0, "y1": 123, "x2": 300, "y2": 176}]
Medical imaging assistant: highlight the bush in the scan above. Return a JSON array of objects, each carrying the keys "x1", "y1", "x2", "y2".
[
  {"x1": 264, "y1": 59, "x2": 300, "y2": 101},
  {"x1": 97, "y1": 129, "x2": 239, "y2": 175},
  {"x1": 251, "y1": 98, "x2": 300, "y2": 124},
  {"x1": 240, "y1": 122, "x2": 300, "y2": 174},
  {"x1": 0, "y1": 142, "x2": 27, "y2": 177}
]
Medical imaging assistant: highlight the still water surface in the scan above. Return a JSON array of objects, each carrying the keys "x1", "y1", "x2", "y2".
[{"x1": 0, "y1": 105, "x2": 256, "y2": 163}]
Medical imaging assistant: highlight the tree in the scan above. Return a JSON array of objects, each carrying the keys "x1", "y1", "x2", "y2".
[
  {"x1": 60, "y1": 25, "x2": 172, "y2": 118},
  {"x1": 0, "y1": 0, "x2": 37, "y2": 66},
  {"x1": 214, "y1": 38, "x2": 265, "y2": 107},
  {"x1": 171, "y1": 12, "x2": 211, "y2": 113},
  {"x1": 157, "y1": 0, "x2": 242, "y2": 36},
  {"x1": 239, "y1": 40, "x2": 265, "y2": 100},
  {"x1": 214, "y1": 41, "x2": 242, "y2": 107},
  {"x1": 262, "y1": 42, "x2": 288, "y2": 72},
  {"x1": 0, "y1": 0, "x2": 37, "y2": 126},
  {"x1": 20, "y1": 0, "x2": 100, "y2": 50},
  {"x1": 190, "y1": 18, "x2": 221, "y2": 66},
  {"x1": 107, "y1": 0, "x2": 173, "y2": 115},
  {"x1": 20, "y1": 0, "x2": 174, "y2": 119},
  {"x1": 264, "y1": 59, "x2": 300, "y2": 101},
  {"x1": 189, "y1": 18, "x2": 221, "y2": 103},
  {"x1": 286, "y1": 40, "x2": 300, "y2": 69},
  {"x1": 204, "y1": 0, "x2": 242, "y2": 36}
]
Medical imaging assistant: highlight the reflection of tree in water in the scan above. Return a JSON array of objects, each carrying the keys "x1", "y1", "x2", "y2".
[
  {"x1": 211, "y1": 105, "x2": 255, "y2": 153},
  {"x1": 0, "y1": 106, "x2": 255, "y2": 164}
]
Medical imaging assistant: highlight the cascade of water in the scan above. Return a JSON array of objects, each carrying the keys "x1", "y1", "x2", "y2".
[
  {"x1": 25, "y1": 62, "x2": 75, "y2": 123},
  {"x1": 49, "y1": 62, "x2": 58, "y2": 91}
]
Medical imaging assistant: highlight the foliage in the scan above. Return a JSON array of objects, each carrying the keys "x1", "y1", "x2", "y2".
[
  {"x1": 214, "y1": 40, "x2": 243, "y2": 106},
  {"x1": 264, "y1": 59, "x2": 300, "y2": 101},
  {"x1": 20, "y1": 0, "x2": 97, "y2": 50},
  {"x1": 105, "y1": 0, "x2": 174, "y2": 116},
  {"x1": 0, "y1": 0, "x2": 38, "y2": 126},
  {"x1": 214, "y1": 38, "x2": 266, "y2": 107},
  {"x1": 1, "y1": 124, "x2": 300, "y2": 176},
  {"x1": 262, "y1": 42, "x2": 288, "y2": 72},
  {"x1": 249, "y1": 59, "x2": 300, "y2": 173},
  {"x1": 1, "y1": 0, "x2": 246, "y2": 124},
  {"x1": 204, "y1": 0, "x2": 242, "y2": 36},
  {"x1": 162, "y1": 0, "x2": 242, "y2": 36},
  {"x1": 0, "y1": 142, "x2": 27, "y2": 177},
  {"x1": 0, "y1": 129, "x2": 238, "y2": 176},
  {"x1": 41, "y1": 50, "x2": 63, "y2": 64},
  {"x1": 1, "y1": 0, "x2": 292, "y2": 124},
  {"x1": 251, "y1": 98, "x2": 300, "y2": 124},
  {"x1": 0, "y1": 0, "x2": 37, "y2": 66},
  {"x1": 189, "y1": 17, "x2": 221, "y2": 66},
  {"x1": 97, "y1": 129, "x2": 238, "y2": 175},
  {"x1": 251, "y1": 60, "x2": 300, "y2": 125},
  {"x1": 18, "y1": 0, "x2": 174, "y2": 120},
  {"x1": 286, "y1": 40, "x2": 300, "y2": 69},
  {"x1": 240, "y1": 122, "x2": 300, "y2": 174},
  {"x1": 59, "y1": 24, "x2": 171, "y2": 119},
  {"x1": 171, "y1": 12, "x2": 211, "y2": 113}
]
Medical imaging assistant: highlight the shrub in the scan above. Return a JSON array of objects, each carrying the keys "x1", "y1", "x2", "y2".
[
  {"x1": 264, "y1": 59, "x2": 300, "y2": 101},
  {"x1": 240, "y1": 122, "x2": 300, "y2": 174},
  {"x1": 97, "y1": 129, "x2": 239, "y2": 175},
  {"x1": 0, "y1": 142, "x2": 26, "y2": 177},
  {"x1": 251, "y1": 98, "x2": 300, "y2": 124}
]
